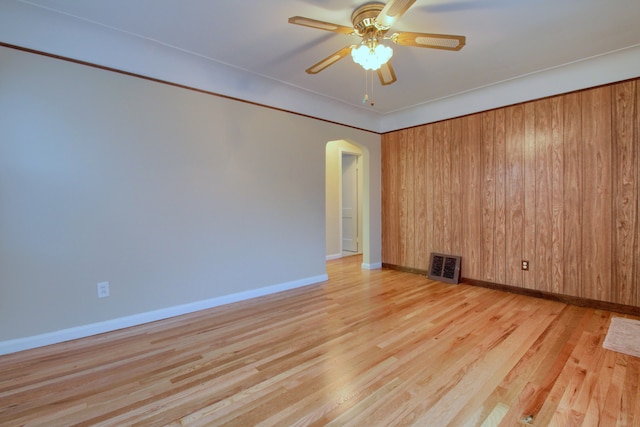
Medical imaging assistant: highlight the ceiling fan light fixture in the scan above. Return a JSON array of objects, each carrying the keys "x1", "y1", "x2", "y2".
[
  {"x1": 351, "y1": 42, "x2": 393, "y2": 71},
  {"x1": 289, "y1": 0, "x2": 465, "y2": 84}
]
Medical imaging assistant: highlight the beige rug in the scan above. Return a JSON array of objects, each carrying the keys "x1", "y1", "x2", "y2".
[{"x1": 603, "y1": 317, "x2": 640, "y2": 358}]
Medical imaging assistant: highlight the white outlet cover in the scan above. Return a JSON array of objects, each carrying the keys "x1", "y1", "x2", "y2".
[{"x1": 97, "y1": 281, "x2": 110, "y2": 298}]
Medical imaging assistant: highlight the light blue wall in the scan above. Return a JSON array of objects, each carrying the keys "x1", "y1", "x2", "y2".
[{"x1": 0, "y1": 46, "x2": 381, "y2": 352}]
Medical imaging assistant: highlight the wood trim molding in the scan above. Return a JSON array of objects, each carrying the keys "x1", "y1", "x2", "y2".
[
  {"x1": 382, "y1": 263, "x2": 428, "y2": 276},
  {"x1": 382, "y1": 263, "x2": 640, "y2": 316},
  {"x1": 0, "y1": 42, "x2": 379, "y2": 135},
  {"x1": 381, "y1": 76, "x2": 640, "y2": 135}
]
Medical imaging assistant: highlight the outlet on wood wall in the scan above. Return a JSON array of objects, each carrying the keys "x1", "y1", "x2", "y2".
[{"x1": 382, "y1": 78, "x2": 639, "y2": 307}]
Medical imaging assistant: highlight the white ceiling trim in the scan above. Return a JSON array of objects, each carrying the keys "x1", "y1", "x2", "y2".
[
  {"x1": 381, "y1": 44, "x2": 640, "y2": 132},
  {"x1": 1, "y1": 0, "x2": 639, "y2": 134},
  {"x1": 0, "y1": 0, "x2": 383, "y2": 132}
]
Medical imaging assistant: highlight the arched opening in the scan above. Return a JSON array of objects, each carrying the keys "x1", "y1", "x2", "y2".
[{"x1": 326, "y1": 139, "x2": 372, "y2": 268}]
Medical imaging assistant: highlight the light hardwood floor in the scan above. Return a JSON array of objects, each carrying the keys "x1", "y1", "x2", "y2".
[{"x1": 1, "y1": 255, "x2": 639, "y2": 426}]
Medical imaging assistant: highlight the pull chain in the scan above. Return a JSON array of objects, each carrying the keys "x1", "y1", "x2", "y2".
[
  {"x1": 362, "y1": 70, "x2": 375, "y2": 107},
  {"x1": 362, "y1": 69, "x2": 369, "y2": 104},
  {"x1": 369, "y1": 70, "x2": 375, "y2": 106}
]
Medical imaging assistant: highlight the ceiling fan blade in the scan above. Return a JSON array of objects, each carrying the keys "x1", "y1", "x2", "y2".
[
  {"x1": 306, "y1": 45, "x2": 354, "y2": 74},
  {"x1": 375, "y1": 0, "x2": 416, "y2": 29},
  {"x1": 391, "y1": 31, "x2": 466, "y2": 51},
  {"x1": 377, "y1": 61, "x2": 397, "y2": 86},
  {"x1": 288, "y1": 16, "x2": 355, "y2": 35}
]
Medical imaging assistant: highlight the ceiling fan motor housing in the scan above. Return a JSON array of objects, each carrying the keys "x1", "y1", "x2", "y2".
[{"x1": 351, "y1": 2, "x2": 389, "y2": 34}]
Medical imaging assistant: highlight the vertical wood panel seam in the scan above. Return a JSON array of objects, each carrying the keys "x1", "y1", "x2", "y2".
[{"x1": 611, "y1": 88, "x2": 616, "y2": 303}]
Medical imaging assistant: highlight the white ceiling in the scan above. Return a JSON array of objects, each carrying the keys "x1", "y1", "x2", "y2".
[{"x1": 1, "y1": 0, "x2": 640, "y2": 132}]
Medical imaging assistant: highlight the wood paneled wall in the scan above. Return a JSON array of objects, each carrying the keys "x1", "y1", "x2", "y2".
[{"x1": 382, "y1": 79, "x2": 639, "y2": 306}]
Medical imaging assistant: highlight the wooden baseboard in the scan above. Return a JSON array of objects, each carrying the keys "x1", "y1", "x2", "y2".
[
  {"x1": 382, "y1": 263, "x2": 429, "y2": 276},
  {"x1": 382, "y1": 263, "x2": 640, "y2": 316}
]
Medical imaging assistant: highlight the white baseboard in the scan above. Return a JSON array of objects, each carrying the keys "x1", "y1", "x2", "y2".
[
  {"x1": 325, "y1": 253, "x2": 342, "y2": 261},
  {"x1": 0, "y1": 274, "x2": 328, "y2": 356},
  {"x1": 362, "y1": 262, "x2": 382, "y2": 270}
]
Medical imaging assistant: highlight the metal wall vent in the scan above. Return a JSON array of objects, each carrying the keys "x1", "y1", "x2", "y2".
[{"x1": 428, "y1": 253, "x2": 461, "y2": 284}]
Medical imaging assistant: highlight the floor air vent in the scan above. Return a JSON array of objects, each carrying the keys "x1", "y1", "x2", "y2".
[{"x1": 428, "y1": 253, "x2": 461, "y2": 284}]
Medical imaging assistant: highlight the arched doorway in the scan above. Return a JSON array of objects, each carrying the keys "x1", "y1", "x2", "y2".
[{"x1": 325, "y1": 139, "x2": 370, "y2": 266}]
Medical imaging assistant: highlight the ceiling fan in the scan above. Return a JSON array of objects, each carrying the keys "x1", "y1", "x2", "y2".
[{"x1": 289, "y1": 0, "x2": 466, "y2": 86}]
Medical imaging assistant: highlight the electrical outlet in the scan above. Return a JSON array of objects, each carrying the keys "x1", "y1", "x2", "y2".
[
  {"x1": 521, "y1": 260, "x2": 529, "y2": 271},
  {"x1": 97, "y1": 281, "x2": 110, "y2": 298}
]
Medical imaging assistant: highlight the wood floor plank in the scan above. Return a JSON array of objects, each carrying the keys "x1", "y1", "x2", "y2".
[{"x1": 1, "y1": 255, "x2": 639, "y2": 426}]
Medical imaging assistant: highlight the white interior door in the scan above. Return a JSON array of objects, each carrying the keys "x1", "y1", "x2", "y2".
[{"x1": 342, "y1": 153, "x2": 359, "y2": 253}]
